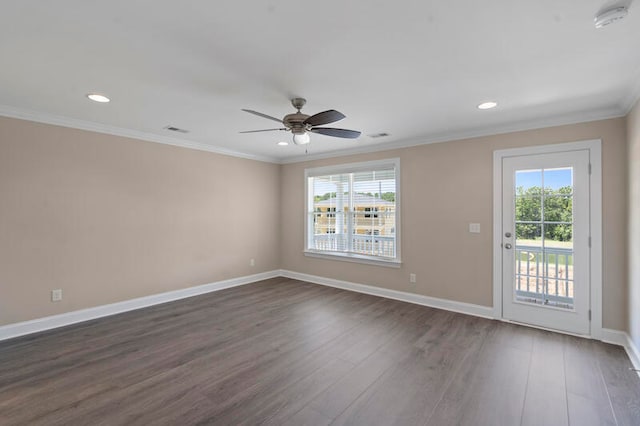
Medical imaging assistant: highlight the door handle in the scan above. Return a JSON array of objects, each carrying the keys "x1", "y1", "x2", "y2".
[{"x1": 504, "y1": 243, "x2": 512, "y2": 249}]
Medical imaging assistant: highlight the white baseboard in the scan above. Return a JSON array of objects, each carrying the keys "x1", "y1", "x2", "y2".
[
  {"x1": 2, "y1": 268, "x2": 634, "y2": 372},
  {"x1": 602, "y1": 328, "x2": 640, "y2": 377},
  {"x1": 281, "y1": 271, "x2": 640, "y2": 366},
  {"x1": 0, "y1": 270, "x2": 280, "y2": 342},
  {"x1": 279, "y1": 269, "x2": 495, "y2": 319},
  {"x1": 629, "y1": 336, "x2": 640, "y2": 377},
  {"x1": 601, "y1": 328, "x2": 628, "y2": 346}
]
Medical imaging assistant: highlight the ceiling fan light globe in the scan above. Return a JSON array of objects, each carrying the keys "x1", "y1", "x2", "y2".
[{"x1": 293, "y1": 132, "x2": 311, "y2": 145}]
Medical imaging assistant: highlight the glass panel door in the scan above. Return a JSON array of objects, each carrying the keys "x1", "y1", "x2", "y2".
[{"x1": 502, "y1": 150, "x2": 590, "y2": 335}]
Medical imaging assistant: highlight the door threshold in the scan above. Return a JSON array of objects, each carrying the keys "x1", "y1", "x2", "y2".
[{"x1": 499, "y1": 318, "x2": 591, "y2": 340}]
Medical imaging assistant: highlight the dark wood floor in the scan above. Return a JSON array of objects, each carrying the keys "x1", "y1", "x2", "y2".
[{"x1": 1, "y1": 278, "x2": 639, "y2": 426}]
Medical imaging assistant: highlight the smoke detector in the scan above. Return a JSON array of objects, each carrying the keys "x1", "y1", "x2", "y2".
[{"x1": 594, "y1": 6, "x2": 628, "y2": 28}]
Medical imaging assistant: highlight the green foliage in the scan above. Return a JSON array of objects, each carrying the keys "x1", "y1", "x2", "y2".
[
  {"x1": 314, "y1": 192, "x2": 337, "y2": 202},
  {"x1": 515, "y1": 186, "x2": 573, "y2": 242},
  {"x1": 380, "y1": 192, "x2": 395, "y2": 202}
]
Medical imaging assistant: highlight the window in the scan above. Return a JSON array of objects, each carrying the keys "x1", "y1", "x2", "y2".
[
  {"x1": 364, "y1": 207, "x2": 379, "y2": 218},
  {"x1": 305, "y1": 158, "x2": 400, "y2": 266}
]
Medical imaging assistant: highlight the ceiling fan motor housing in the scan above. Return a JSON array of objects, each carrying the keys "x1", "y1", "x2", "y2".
[{"x1": 283, "y1": 113, "x2": 310, "y2": 134}]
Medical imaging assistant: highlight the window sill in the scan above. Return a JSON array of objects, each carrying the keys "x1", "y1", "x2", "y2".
[{"x1": 303, "y1": 250, "x2": 402, "y2": 268}]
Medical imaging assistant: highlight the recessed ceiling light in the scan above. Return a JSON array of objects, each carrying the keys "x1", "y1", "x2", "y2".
[
  {"x1": 86, "y1": 93, "x2": 110, "y2": 103},
  {"x1": 277, "y1": 141, "x2": 289, "y2": 146},
  {"x1": 477, "y1": 101, "x2": 498, "y2": 110}
]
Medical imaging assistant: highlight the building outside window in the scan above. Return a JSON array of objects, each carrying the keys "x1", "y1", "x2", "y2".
[{"x1": 364, "y1": 207, "x2": 379, "y2": 218}]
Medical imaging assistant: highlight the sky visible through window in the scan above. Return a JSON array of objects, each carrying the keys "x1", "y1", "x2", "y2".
[
  {"x1": 516, "y1": 167, "x2": 572, "y2": 190},
  {"x1": 313, "y1": 168, "x2": 569, "y2": 196}
]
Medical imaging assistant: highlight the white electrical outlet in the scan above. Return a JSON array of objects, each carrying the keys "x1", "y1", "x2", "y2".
[
  {"x1": 51, "y1": 289, "x2": 63, "y2": 302},
  {"x1": 409, "y1": 273, "x2": 417, "y2": 283},
  {"x1": 250, "y1": 258, "x2": 255, "y2": 267},
  {"x1": 469, "y1": 223, "x2": 481, "y2": 233}
]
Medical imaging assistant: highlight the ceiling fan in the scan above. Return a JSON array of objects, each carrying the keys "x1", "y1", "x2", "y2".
[{"x1": 240, "y1": 98, "x2": 361, "y2": 145}]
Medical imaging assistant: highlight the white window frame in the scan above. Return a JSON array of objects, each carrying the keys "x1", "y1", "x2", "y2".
[{"x1": 304, "y1": 158, "x2": 401, "y2": 268}]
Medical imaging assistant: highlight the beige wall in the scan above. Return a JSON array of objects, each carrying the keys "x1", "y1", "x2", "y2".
[
  {"x1": 628, "y1": 100, "x2": 640, "y2": 346},
  {"x1": 0, "y1": 115, "x2": 630, "y2": 332},
  {"x1": 0, "y1": 117, "x2": 281, "y2": 326},
  {"x1": 281, "y1": 118, "x2": 628, "y2": 331}
]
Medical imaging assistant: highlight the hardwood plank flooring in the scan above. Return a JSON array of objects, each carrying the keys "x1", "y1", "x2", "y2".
[{"x1": 0, "y1": 277, "x2": 639, "y2": 425}]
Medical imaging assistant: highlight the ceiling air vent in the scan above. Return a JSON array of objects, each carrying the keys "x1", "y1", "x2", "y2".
[
  {"x1": 368, "y1": 132, "x2": 390, "y2": 139},
  {"x1": 164, "y1": 125, "x2": 189, "y2": 134}
]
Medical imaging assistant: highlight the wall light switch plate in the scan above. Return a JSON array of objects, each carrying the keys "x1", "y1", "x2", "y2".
[{"x1": 469, "y1": 223, "x2": 481, "y2": 233}]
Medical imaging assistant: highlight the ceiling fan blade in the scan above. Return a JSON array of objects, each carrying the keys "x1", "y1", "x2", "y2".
[
  {"x1": 304, "y1": 110, "x2": 346, "y2": 126},
  {"x1": 310, "y1": 128, "x2": 361, "y2": 139},
  {"x1": 239, "y1": 128, "x2": 286, "y2": 133},
  {"x1": 241, "y1": 109, "x2": 283, "y2": 123}
]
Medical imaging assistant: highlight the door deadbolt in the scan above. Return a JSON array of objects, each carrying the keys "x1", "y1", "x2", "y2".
[{"x1": 505, "y1": 232, "x2": 512, "y2": 238}]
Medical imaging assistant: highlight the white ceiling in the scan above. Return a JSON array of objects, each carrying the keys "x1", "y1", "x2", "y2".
[{"x1": 1, "y1": 0, "x2": 639, "y2": 163}]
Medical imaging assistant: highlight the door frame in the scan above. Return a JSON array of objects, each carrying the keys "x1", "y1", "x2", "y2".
[{"x1": 492, "y1": 139, "x2": 602, "y2": 338}]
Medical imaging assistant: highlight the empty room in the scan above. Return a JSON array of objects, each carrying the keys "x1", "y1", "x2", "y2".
[{"x1": 1, "y1": 1, "x2": 640, "y2": 425}]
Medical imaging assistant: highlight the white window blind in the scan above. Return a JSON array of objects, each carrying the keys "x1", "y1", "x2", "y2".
[{"x1": 305, "y1": 159, "x2": 400, "y2": 264}]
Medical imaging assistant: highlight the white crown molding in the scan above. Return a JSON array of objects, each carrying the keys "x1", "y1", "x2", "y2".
[
  {"x1": 0, "y1": 103, "x2": 629, "y2": 166},
  {"x1": 0, "y1": 104, "x2": 279, "y2": 164},
  {"x1": 279, "y1": 270, "x2": 495, "y2": 319},
  {"x1": 0, "y1": 270, "x2": 280, "y2": 342},
  {"x1": 621, "y1": 71, "x2": 640, "y2": 114},
  {"x1": 280, "y1": 106, "x2": 626, "y2": 164}
]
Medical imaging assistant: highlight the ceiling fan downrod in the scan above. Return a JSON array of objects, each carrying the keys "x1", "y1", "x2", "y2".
[{"x1": 291, "y1": 97, "x2": 306, "y2": 112}]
